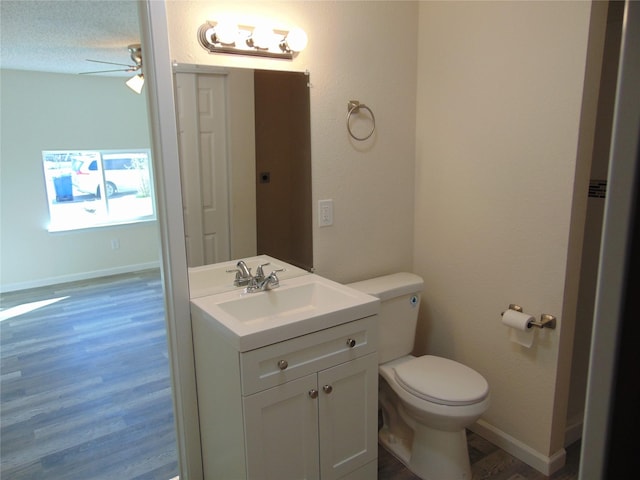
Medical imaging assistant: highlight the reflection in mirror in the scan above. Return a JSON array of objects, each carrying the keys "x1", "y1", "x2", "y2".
[{"x1": 173, "y1": 67, "x2": 312, "y2": 272}]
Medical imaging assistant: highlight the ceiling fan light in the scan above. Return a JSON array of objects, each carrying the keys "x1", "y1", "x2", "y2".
[{"x1": 126, "y1": 74, "x2": 144, "y2": 94}]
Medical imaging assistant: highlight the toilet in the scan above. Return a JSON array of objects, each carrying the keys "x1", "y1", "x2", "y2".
[{"x1": 348, "y1": 273, "x2": 489, "y2": 480}]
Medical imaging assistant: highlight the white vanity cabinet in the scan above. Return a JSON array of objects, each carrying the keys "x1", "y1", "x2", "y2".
[
  {"x1": 191, "y1": 311, "x2": 379, "y2": 480},
  {"x1": 243, "y1": 352, "x2": 378, "y2": 479}
]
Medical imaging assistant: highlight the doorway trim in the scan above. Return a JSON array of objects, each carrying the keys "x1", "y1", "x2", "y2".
[{"x1": 139, "y1": 2, "x2": 203, "y2": 478}]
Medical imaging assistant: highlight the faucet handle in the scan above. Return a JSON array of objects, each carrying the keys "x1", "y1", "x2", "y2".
[
  {"x1": 225, "y1": 267, "x2": 240, "y2": 276},
  {"x1": 225, "y1": 268, "x2": 244, "y2": 286},
  {"x1": 256, "y1": 262, "x2": 271, "y2": 279}
]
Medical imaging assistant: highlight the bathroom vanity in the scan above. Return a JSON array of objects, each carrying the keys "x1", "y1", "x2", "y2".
[{"x1": 190, "y1": 259, "x2": 380, "y2": 479}]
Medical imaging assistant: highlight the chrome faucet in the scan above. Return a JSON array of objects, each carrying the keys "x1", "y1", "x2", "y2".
[
  {"x1": 246, "y1": 269, "x2": 284, "y2": 293},
  {"x1": 227, "y1": 260, "x2": 285, "y2": 291}
]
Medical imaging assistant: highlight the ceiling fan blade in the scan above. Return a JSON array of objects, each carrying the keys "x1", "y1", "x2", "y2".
[
  {"x1": 79, "y1": 68, "x2": 130, "y2": 75},
  {"x1": 85, "y1": 59, "x2": 136, "y2": 68}
]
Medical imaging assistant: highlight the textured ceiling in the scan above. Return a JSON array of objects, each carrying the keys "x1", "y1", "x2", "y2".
[{"x1": 0, "y1": 0, "x2": 141, "y2": 77}]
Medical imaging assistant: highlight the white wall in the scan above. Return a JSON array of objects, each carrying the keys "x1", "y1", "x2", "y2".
[
  {"x1": 165, "y1": 0, "x2": 418, "y2": 283},
  {"x1": 0, "y1": 70, "x2": 160, "y2": 291},
  {"x1": 413, "y1": 0, "x2": 603, "y2": 472}
]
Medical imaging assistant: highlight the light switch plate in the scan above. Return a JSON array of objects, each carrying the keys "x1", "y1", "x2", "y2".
[{"x1": 318, "y1": 199, "x2": 333, "y2": 227}]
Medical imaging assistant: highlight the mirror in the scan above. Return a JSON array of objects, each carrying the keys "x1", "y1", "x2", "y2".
[{"x1": 173, "y1": 66, "x2": 313, "y2": 272}]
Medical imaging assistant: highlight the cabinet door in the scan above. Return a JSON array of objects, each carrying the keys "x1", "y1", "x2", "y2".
[
  {"x1": 317, "y1": 353, "x2": 378, "y2": 480},
  {"x1": 243, "y1": 373, "x2": 320, "y2": 480}
]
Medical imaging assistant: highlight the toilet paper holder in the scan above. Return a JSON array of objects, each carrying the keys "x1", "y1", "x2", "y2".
[{"x1": 502, "y1": 304, "x2": 556, "y2": 329}]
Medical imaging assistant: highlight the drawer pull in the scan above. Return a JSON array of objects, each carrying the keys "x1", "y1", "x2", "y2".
[
  {"x1": 346, "y1": 338, "x2": 356, "y2": 348},
  {"x1": 322, "y1": 384, "x2": 333, "y2": 394},
  {"x1": 277, "y1": 360, "x2": 289, "y2": 370},
  {"x1": 309, "y1": 389, "x2": 318, "y2": 399}
]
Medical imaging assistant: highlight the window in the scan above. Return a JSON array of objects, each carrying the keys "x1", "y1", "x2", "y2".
[{"x1": 42, "y1": 149, "x2": 156, "y2": 232}]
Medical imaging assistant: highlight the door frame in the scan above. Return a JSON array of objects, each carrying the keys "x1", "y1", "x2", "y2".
[{"x1": 139, "y1": 2, "x2": 203, "y2": 478}]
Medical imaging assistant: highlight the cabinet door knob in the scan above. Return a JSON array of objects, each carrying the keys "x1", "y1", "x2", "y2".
[
  {"x1": 346, "y1": 338, "x2": 356, "y2": 348},
  {"x1": 322, "y1": 384, "x2": 333, "y2": 394},
  {"x1": 309, "y1": 389, "x2": 318, "y2": 399},
  {"x1": 277, "y1": 360, "x2": 288, "y2": 370}
]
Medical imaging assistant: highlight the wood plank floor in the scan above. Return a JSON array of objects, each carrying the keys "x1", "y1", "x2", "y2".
[
  {"x1": 2, "y1": 270, "x2": 580, "y2": 480},
  {"x1": 378, "y1": 431, "x2": 580, "y2": 479},
  {"x1": 1, "y1": 270, "x2": 178, "y2": 480}
]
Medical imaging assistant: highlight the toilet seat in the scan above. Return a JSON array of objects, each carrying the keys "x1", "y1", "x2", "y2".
[{"x1": 393, "y1": 355, "x2": 489, "y2": 406}]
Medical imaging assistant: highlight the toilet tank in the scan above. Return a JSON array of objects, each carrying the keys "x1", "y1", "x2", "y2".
[{"x1": 348, "y1": 273, "x2": 424, "y2": 364}]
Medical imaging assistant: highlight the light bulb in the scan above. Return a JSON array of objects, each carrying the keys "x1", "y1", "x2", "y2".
[
  {"x1": 284, "y1": 27, "x2": 308, "y2": 52},
  {"x1": 214, "y1": 21, "x2": 237, "y2": 45},
  {"x1": 250, "y1": 25, "x2": 273, "y2": 49},
  {"x1": 205, "y1": 27, "x2": 216, "y2": 45}
]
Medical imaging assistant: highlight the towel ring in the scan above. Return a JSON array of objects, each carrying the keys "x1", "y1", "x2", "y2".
[{"x1": 346, "y1": 100, "x2": 376, "y2": 141}]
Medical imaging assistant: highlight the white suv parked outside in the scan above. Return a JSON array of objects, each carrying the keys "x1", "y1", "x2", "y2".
[{"x1": 71, "y1": 152, "x2": 150, "y2": 198}]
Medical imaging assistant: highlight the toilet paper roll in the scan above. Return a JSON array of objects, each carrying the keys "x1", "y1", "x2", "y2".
[{"x1": 502, "y1": 309, "x2": 535, "y2": 348}]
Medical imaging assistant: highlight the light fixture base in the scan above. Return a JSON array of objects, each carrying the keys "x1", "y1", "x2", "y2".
[{"x1": 198, "y1": 22, "x2": 297, "y2": 60}]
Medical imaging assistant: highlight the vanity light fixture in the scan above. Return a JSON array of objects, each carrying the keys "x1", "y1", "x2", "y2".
[{"x1": 198, "y1": 21, "x2": 307, "y2": 59}]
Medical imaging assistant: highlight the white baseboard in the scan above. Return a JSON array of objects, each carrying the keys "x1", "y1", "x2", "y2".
[
  {"x1": 0, "y1": 261, "x2": 161, "y2": 293},
  {"x1": 470, "y1": 419, "x2": 567, "y2": 476}
]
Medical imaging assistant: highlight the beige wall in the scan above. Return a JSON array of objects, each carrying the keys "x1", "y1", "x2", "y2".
[
  {"x1": 413, "y1": 0, "x2": 603, "y2": 471},
  {"x1": 0, "y1": 70, "x2": 160, "y2": 291}
]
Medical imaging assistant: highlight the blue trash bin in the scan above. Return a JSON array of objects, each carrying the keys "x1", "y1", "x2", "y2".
[{"x1": 54, "y1": 175, "x2": 74, "y2": 202}]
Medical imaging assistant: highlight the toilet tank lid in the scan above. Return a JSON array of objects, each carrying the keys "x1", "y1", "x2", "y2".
[{"x1": 348, "y1": 272, "x2": 423, "y2": 301}]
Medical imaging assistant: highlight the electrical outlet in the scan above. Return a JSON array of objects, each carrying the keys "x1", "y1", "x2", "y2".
[
  {"x1": 111, "y1": 239, "x2": 120, "y2": 250},
  {"x1": 318, "y1": 199, "x2": 333, "y2": 227}
]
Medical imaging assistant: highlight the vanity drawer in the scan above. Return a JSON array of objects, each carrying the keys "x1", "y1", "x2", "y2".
[{"x1": 240, "y1": 315, "x2": 378, "y2": 395}]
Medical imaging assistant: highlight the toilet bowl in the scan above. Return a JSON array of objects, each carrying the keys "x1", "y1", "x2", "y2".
[
  {"x1": 348, "y1": 273, "x2": 490, "y2": 480},
  {"x1": 379, "y1": 355, "x2": 489, "y2": 480}
]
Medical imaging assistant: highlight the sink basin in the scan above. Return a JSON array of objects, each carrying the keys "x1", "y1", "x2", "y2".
[
  {"x1": 188, "y1": 255, "x2": 310, "y2": 299},
  {"x1": 218, "y1": 280, "x2": 356, "y2": 324},
  {"x1": 190, "y1": 274, "x2": 379, "y2": 351}
]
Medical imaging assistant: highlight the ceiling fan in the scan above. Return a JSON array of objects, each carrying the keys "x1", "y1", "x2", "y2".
[
  {"x1": 80, "y1": 44, "x2": 144, "y2": 93},
  {"x1": 80, "y1": 44, "x2": 142, "y2": 75}
]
